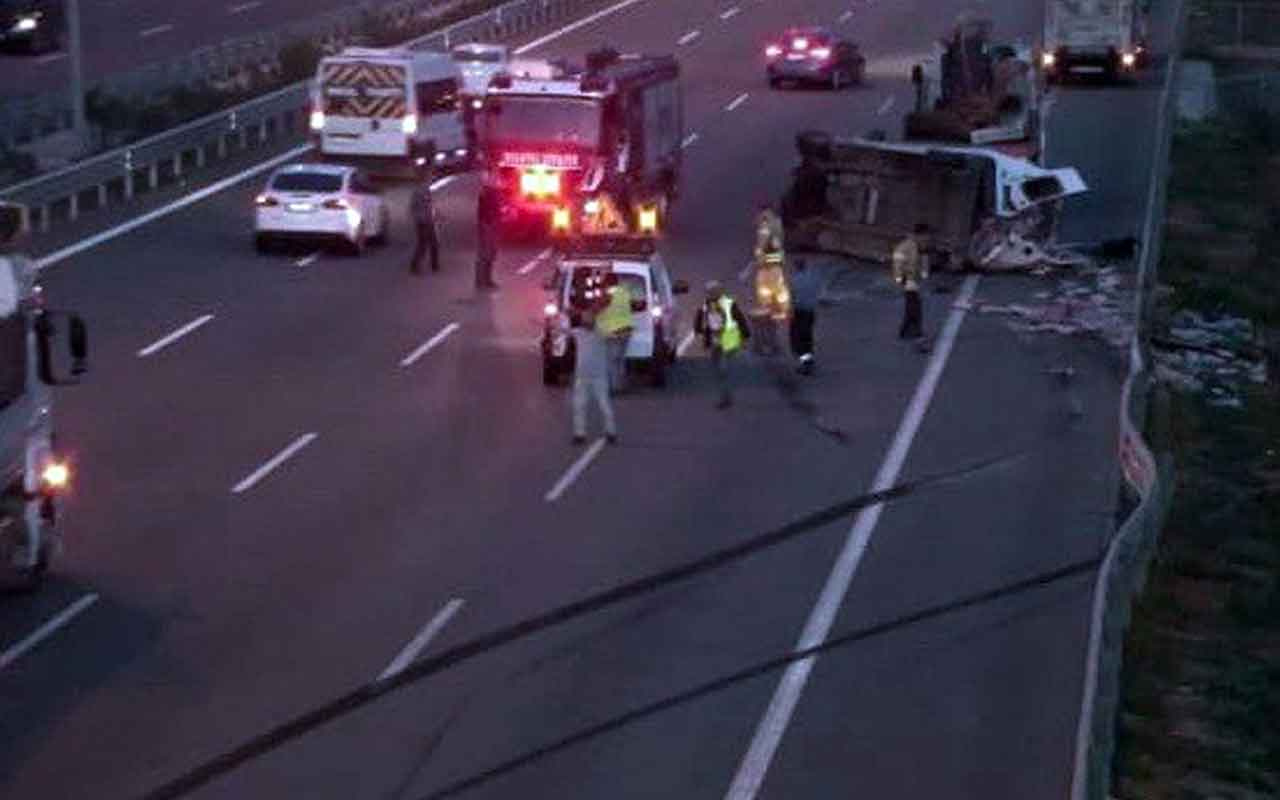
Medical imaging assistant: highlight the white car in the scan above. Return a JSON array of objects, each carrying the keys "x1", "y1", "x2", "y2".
[
  {"x1": 540, "y1": 241, "x2": 689, "y2": 387},
  {"x1": 253, "y1": 164, "x2": 390, "y2": 255}
]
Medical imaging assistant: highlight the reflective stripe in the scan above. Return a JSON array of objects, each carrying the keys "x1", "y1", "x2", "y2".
[{"x1": 719, "y1": 296, "x2": 742, "y2": 352}]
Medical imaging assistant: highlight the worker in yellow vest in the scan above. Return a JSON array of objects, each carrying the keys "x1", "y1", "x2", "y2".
[
  {"x1": 752, "y1": 204, "x2": 790, "y2": 355},
  {"x1": 695, "y1": 280, "x2": 752, "y2": 409},
  {"x1": 595, "y1": 272, "x2": 634, "y2": 392}
]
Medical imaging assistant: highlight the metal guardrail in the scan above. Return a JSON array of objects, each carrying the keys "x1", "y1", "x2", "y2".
[
  {"x1": 1188, "y1": 0, "x2": 1280, "y2": 49},
  {"x1": 0, "y1": 0, "x2": 600, "y2": 234},
  {"x1": 1216, "y1": 69, "x2": 1280, "y2": 117},
  {"x1": 1068, "y1": 0, "x2": 1189, "y2": 796}
]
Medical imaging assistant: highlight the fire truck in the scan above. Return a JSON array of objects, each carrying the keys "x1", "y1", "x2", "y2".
[{"x1": 478, "y1": 48, "x2": 683, "y2": 237}]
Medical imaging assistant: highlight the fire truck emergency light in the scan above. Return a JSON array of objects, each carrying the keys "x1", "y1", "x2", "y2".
[
  {"x1": 551, "y1": 207, "x2": 571, "y2": 231},
  {"x1": 521, "y1": 169, "x2": 560, "y2": 197},
  {"x1": 637, "y1": 206, "x2": 658, "y2": 233}
]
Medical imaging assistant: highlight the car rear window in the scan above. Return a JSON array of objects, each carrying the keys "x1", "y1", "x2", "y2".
[
  {"x1": 452, "y1": 48, "x2": 503, "y2": 64},
  {"x1": 271, "y1": 173, "x2": 343, "y2": 192}
]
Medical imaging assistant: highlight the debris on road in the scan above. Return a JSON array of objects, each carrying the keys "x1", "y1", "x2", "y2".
[{"x1": 1151, "y1": 309, "x2": 1269, "y2": 407}]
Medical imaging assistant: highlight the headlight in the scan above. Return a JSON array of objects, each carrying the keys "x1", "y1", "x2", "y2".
[
  {"x1": 309, "y1": 110, "x2": 325, "y2": 131},
  {"x1": 14, "y1": 17, "x2": 38, "y2": 33},
  {"x1": 41, "y1": 460, "x2": 70, "y2": 492},
  {"x1": 544, "y1": 302, "x2": 559, "y2": 317},
  {"x1": 1121, "y1": 52, "x2": 1136, "y2": 67},
  {"x1": 1041, "y1": 52, "x2": 1056, "y2": 68}
]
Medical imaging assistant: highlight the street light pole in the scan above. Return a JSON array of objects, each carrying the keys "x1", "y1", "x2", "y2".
[{"x1": 66, "y1": 0, "x2": 87, "y2": 148}]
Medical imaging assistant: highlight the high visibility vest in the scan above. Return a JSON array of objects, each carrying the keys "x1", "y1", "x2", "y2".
[
  {"x1": 709, "y1": 296, "x2": 742, "y2": 352},
  {"x1": 596, "y1": 286, "x2": 634, "y2": 336}
]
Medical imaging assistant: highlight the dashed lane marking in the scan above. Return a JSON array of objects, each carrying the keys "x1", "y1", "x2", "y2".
[
  {"x1": 231, "y1": 432, "x2": 319, "y2": 495},
  {"x1": 545, "y1": 438, "x2": 607, "y2": 502},
  {"x1": 377, "y1": 598, "x2": 465, "y2": 683},
  {"x1": 0, "y1": 594, "x2": 99, "y2": 671},
  {"x1": 725, "y1": 92, "x2": 749, "y2": 112},
  {"x1": 137, "y1": 314, "x2": 214, "y2": 357}
]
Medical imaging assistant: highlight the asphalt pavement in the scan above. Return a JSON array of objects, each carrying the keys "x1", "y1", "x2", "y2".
[{"x1": 0, "y1": 0, "x2": 1174, "y2": 797}]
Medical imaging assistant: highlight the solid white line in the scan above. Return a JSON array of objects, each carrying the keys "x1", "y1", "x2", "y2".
[
  {"x1": 725, "y1": 92, "x2": 749, "y2": 112},
  {"x1": 545, "y1": 438, "x2": 607, "y2": 502},
  {"x1": 377, "y1": 598, "x2": 465, "y2": 683},
  {"x1": 36, "y1": 144, "x2": 313, "y2": 272},
  {"x1": 514, "y1": 0, "x2": 649, "y2": 54},
  {"x1": 231, "y1": 432, "x2": 318, "y2": 494},
  {"x1": 517, "y1": 247, "x2": 552, "y2": 275},
  {"x1": 137, "y1": 313, "x2": 214, "y2": 357},
  {"x1": 681, "y1": 132, "x2": 699, "y2": 149},
  {"x1": 400, "y1": 322, "x2": 460, "y2": 367},
  {"x1": 35, "y1": 52, "x2": 67, "y2": 64},
  {"x1": 228, "y1": 1, "x2": 261, "y2": 13},
  {"x1": 139, "y1": 23, "x2": 173, "y2": 37},
  {"x1": 876, "y1": 94, "x2": 896, "y2": 116},
  {"x1": 0, "y1": 594, "x2": 99, "y2": 671},
  {"x1": 719, "y1": 6, "x2": 741, "y2": 20},
  {"x1": 295, "y1": 252, "x2": 320, "y2": 267},
  {"x1": 838, "y1": 10, "x2": 854, "y2": 23},
  {"x1": 678, "y1": 29, "x2": 701, "y2": 46},
  {"x1": 676, "y1": 331, "x2": 695, "y2": 357},
  {"x1": 726, "y1": 275, "x2": 981, "y2": 799}
]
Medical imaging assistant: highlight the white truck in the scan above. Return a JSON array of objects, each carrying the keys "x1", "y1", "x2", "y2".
[
  {"x1": 1041, "y1": 0, "x2": 1149, "y2": 82},
  {"x1": 0, "y1": 202, "x2": 88, "y2": 592},
  {"x1": 310, "y1": 46, "x2": 471, "y2": 176}
]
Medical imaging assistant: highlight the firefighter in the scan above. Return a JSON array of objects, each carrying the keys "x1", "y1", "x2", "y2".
[
  {"x1": 409, "y1": 162, "x2": 440, "y2": 275},
  {"x1": 474, "y1": 181, "x2": 500, "y2": 290},
  {"x1": 695, "y1": 280, "x2": 752, "y2": 409},
  {"x1": 595, "y1": 272, "x2": 634, "y2": 393},
  {"x1": 752, "y1": 204, "x2": 789, "y2": 355},
  {"x1": 893, "y1": 223, "x2": 931, "y2": 340}
]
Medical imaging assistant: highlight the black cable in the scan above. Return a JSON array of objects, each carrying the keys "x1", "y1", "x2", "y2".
[
  {"x1": 418, "y1": 556, "x2": 1102, "y2": 798},
  {"x1": 140, "y1": 448, "x2": 1030, "y2": 800}
]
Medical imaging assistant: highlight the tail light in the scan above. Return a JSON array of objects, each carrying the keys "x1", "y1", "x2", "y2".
[
  {"x1": 810, "y1": 47, "x2": 831, "y2": 61},
  {"x1": 637, "y1": 206, "x2": 657, "y2": 233},
  {"x1": 1120, "y1": 51, "x2": 1136, "y2": 67},
  {"x1": 471, "y1": 98, "x2": 484, "y2": 110},
  {"x1": 402, "y1": 114, "x2": 418, "y2": 134},
  {"x1": 792, "y1": 37, "x2": 809, "y2": 50},
  {"x1": 322, "y1": 198, "x2": 349, "y2": 210},
  {"x1": 521, "y1": 169, "x2": 560, "y2": 197},
  {"x1": 255, "y1": 194, "x2": 279, "y2": 207},
  {"x1": 544, "y1": 302, "x2": 559, "y2": 317},
  {"x1": 40, "y1": 460, "x2": 70, "y2": 493},
  {"x1": 309, "y1": 109, "x2": 325, "y2": 131},
  {"x1": 765, "y1": 44, "x2": 782, "y2": 58}
]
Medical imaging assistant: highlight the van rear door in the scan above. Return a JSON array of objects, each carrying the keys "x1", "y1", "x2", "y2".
[
  {"x1": 415, "y1": 75, "x2": 467, "y2": 159},
  {"x1": 319, "y1": 59, "x2": 411, "y2": 157}
]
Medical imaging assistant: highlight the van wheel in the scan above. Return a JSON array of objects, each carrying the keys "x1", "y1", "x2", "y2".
[
  {"x1": 347, "y1": 226, "x2": 367, "y2": 257},
  {"x1": 651, "y1": 344, "x2": 668, "y2": 388},
  {"x1": 254, "y1": 234, "x2": 272, "y2": 254},
  {"x1": 371, "y1": 209, "x2": 390, "y2": 246}
]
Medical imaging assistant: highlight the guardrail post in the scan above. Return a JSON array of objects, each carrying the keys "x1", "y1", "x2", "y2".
[
  {"x1": 259, "y1": 120, "x2": 268, "y2": 144},
  {"x1": 96, "y1": 182, "x2": 107, "y2": 209},
  {"x1": 173, "y1": 152, "x2": 183, "y2": 179},
  {"x1": 196, "y1": 143, "x2": 207, "y2": 168},
  {"x1": 68, "y1": 192, "x2": 79, "y2": 222},
  {"x1": 18, "y1": 204, "x2": 30, "y2": 235},
  {"x1": 148, "y1": 162, "x2": 159, "y2": 190},
  {"x1": 124, "y1": 149, "x2": 135, "y2": 199},
  {"x1": 38, "y1": 204, "x2": 49, "y2": 233},
  {"x1": 217, "y1": 133, "x2": 228, "y2": 159}
]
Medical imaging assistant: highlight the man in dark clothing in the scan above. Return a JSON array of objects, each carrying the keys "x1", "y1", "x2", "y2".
[
  {"x1": 409, "y1": 168, "x2": 439, "y2": 275},
  {"x1": 788, "y1": 258, "x2": 823, "y2": 375},
  {"x1": 474, "y1": 182, "x2": 500, "y2": 290}
]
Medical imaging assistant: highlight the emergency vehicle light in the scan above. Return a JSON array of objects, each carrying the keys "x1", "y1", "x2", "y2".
[
  {"x1": 1041, "y1": 51, "x2": 1056, "y2": 68},
  {"x1": 637, "y1": 206, "x2": 658, "y2": 233},
  {"x1": 521, "y1": 169, "x2": 561, "y2": 197},
  {"x1": 401, "y1": 113, "x2": 418, "y2": 134},
  {"x1": 792, "y1": 37, "x2": 809, "y2": 50},
  {"x1": 810, "y1": 47, "x2": 831, "y2": 61},
  {"x1": 583, "y1": 199, "x2": 601, "y2": 215},
  {"x1": 309, "y1": 109, "x2": 326, "y2": 131},
  {"x1": 551, "y1": 207, "x2": 571, "y2": 231},
  {"x1": 1120, "y1": 51, "x2": 1136, "y2": 67},
  {"x1": 41, "y1": 461, "x2": 69, "y2": 492},
  {"x1": 765, "y1": 44, "x2": 782, "y2": 58},
  {"x1": 544, "y1": 302, "x2": 559, "y2": 317}
]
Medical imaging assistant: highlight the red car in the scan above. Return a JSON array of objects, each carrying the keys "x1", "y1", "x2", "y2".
[{"x1": 765, "y1": 26, "x2": 866, "y2": 90}]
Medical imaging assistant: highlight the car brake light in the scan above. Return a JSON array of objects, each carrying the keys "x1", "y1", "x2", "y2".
[
  {"x1": 792, "y1": 37, "x2": 808, "y2": 50},
  {"x1": 765, "y1": 44, "x2": 782, "y2": 58},
  {"x1": 40, "y1": 460, "x2": 70, "y2": 492},
  {"x1": 309, "y1": 109, "x2": 325, "y2": 131},
  {"x1": 322, "y1": 198, "x2": 349, "y2": 210},
  {"x1": 402, "y1": 114, "x2": 418, "y2": 134},
  {"x1": 810, "y1": 47, "x2": 831, "y2": 60},
  {"x1": 255, "y1": 194, "x2": 279, "y2": 207}
]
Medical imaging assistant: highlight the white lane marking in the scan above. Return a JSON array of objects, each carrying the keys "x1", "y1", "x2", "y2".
[
  {"x1": 0, "y1": 594, "x2": 99, "y2": 672},
  {"x1": 35, "y1": 52, "x2": 67, "y2": 64},
  {"x1": 400, "y1": 322, "x2": 460, "y2": 368},
  {"x1": 36, "y1": 144, "x2": 312, "y2": 272},
  {"x1": 678, "y1": 29, "x2": 701, "y2": 45},
  {"x1": 138, "y1": 23, "x2": 173, "y2": 37},
  {"x1": 676, "y1": 331, "x2": 695, "y2": 357},
  {"x1": 720, "y1": 6, "x2": 741, "y2": 20},
  {"x1": 430, "y1": 175, "x2": 456, "y2": 192},
  {"x1": 517, "y1": 247, "x2": 552, "y2": 275},
  {"x1": 876, "y1": 94, "x2": 896, "y2": 116},
  {"x1": 377, "y1": 598, "x2": 465, "y2": 683},
  {"x1": 514, "y1": 0, "x2": 649, "y2": 54},
  {"x1": 231, "y1": 432, "x2": 319, "y2": 494},
  {"x1": 838, "y1": 10, "x2": 854, "y2": 23},
  {"x1": 137, "y1": 313, "x2": 215, "y2": 357},
  {"x1": 228, "y1": 1, "x2": 261, "y2": 13},
  {"x1": 545, "y1": 438, "x2": 607, "y2": 502},
  {"x1": 725, "y1": 92, "x2": 749, "y2": 112},
  {"x1": 295, "y1": 252, "x2": 320, "y2": 267},
  {"x1": 726, "y1": 275, "x2": 981, "y2": 798},
  {"x1": 682, "y1": 132, "x2": 700, "y2": 149}
]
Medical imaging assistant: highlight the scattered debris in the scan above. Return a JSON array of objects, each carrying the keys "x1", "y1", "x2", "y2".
[
  {"x1": 1151, "y1": 309, "x2": 1269, "y2": 407},
  {"x1": 959, "y1": 263, "x2": 1136, "y2": 348}
]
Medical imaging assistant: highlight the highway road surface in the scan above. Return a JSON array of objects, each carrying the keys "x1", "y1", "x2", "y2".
[{"x1": 0, "y1": 0, "x2": 1176, "y2": 797}]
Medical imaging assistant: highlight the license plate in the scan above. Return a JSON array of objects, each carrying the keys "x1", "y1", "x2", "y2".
[
  {"x1": 287, "y1": 203, "x2": 314, "y2": 213},
  {"x1": 1071, "y1": 66, "x2": 1104, "y2": 74},
  {"x1": 786, "y1": 53, "x2": 806, "y2": 61}
]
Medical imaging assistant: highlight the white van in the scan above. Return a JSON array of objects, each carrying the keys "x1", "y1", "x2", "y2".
[{"x1": 310, "y1": 47, "x2": 470, "y2": 176}]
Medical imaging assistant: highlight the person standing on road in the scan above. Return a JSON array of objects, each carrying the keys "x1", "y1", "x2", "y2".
[
  {"x1": 695, "y1": 280, "x2": 752, "y2": 409},
  {"x1": 892, "y1": 223, "x2": 931, "y2": 340},
  {"x1": 595, "y1": 272, "x2": 634, "y2": 393},
  {"x1": 409, "y1": 164, "x2": 440, "y2": 275},
  {"x1": 788, "y1": 257, "x2": 823, "y2": 375},
  {"x1": 571, "y1": 309, "x2": 618, "y2": 445},
  {"x1": 474, "y1": 181, "x2": 500, "y2": 290}
]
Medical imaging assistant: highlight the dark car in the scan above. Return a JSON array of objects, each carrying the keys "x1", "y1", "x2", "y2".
[
  {"x1": 765, "y1": 26, "x2": 865, "y2": 90},
  {"x1": 0, "y1": 0, "x2": 63, "y2": 55}
]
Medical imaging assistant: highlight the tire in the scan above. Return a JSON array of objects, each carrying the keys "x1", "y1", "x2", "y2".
[
  {"x1": 768, "y1": 75, "x2": 781, "y2": 90},
  {"x1": 254, "y1": 234, "x2": 272, "y2": 254},
  {"x1": 651, "y1": 337, "x2": 668, "y2": 387},
  {"x1": 346, "y1": 225, "x2": 367, "y2": 257},
  {"x1": 831, "y1": 70, "x2": 843, "y2": 91},
  {"x1": 1, "y1": 525, "x2": 49, "y2": 595}
]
